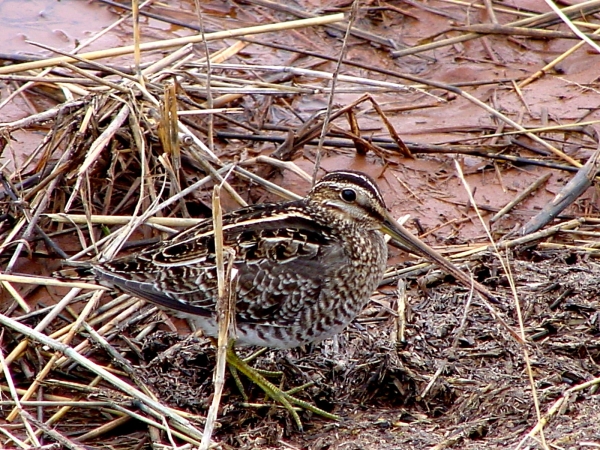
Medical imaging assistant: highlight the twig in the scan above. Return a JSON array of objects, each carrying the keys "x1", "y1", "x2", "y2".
[
  {"x1": 46, "y1": 214, "x2": 203, "y2": 227},
  {"x1": 0, "y1": 334, "x2": 41, "y2": 447},
  {"x1": 490, "y1": 173, "x2": 552, "y2": 223},
  {"x1": 313, "y1": 0, "x2": 360, "y2": 182},
  {"x1": 243, "y1": 0, "x2": 397, "y2": 48},
  {"x1": 0, "y1": 100, "x2": 85, "y2": 129},
  {"x1": 395, "y1": 279, "x2": 406, "y2": 344},
  {"x1": 454, "y1": 160, "x2": 548, "y2": 448},
  {"x1": 66, "y1": 103, "x2": 131, "y2": 211},
  {"x1": 453, "y1": 24, "x2": 600, "y2": 41},
  {"x1": 0, "y1": 14, "x2": 345, "y2": 75},
  {"x1": 200, "y1": 183, "x2": 232, "y2": 450},
  {"x1": 198, "y1": 63, "x2": 411, "y2": 92},
  {"x1": 5, "y1": 292, "x2": 101, "y2": 422},
  {"x1": 515, "y1": 375, "x2": 600, "y2": 449},
  {"x1": 543, "y1": 0, "x2": 600, "y2": 53},
  {"x1": 521, "y1": 144, "x2": 600, "y2": 235},
  {"x1": 0, "y1": 312, "x2": 207, "y2": 442},
  {"x1": 391, "y1": 1, "x2": 600, "y2": 58}
]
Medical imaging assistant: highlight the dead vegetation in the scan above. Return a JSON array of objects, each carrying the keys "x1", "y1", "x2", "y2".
[{"x1": 1, "y1": 1, "x2": 600, "y2": 449}]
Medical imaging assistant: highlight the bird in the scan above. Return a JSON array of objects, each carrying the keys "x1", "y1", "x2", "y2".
[{"x1": 89, "y1": 169, "x2": 495, "y2": 427}]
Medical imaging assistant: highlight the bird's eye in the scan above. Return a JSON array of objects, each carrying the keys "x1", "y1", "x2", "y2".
[{"x1": 340, "y1": 189, "x2": 357, "y2": 202}]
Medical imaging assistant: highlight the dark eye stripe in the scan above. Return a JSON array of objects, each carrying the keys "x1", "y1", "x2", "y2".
[{"x1": 315, "y1": 170, "x2": 386, "y2": 208}]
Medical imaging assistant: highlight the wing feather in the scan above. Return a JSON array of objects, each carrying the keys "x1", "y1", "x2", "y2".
[{"x1": 94, "y1": 200, "x2": 347, "y2": 327}]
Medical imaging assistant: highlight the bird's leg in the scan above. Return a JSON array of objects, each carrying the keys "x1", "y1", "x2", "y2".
[
  {"x1": 225, "y1": 342, "x2": 340, "y2": 430},
  {"x1": 231, "y1": 359, "x2": 286, "y2": 399},
  {"x1": 242, "y1": 346, "x2": 269, "y2": 363},
  {"x1": 242, "y1": 347, "x2": 284, "y2": 378},
  {"x1": 225, "y1": 343, "x2": 301, "y2": 428},
  {"x1": 284, "y1": 381, "x2": 317, "y2": 396},
  {"x1": 228, "y1": 364, "x2": 249, "y2": 402}
]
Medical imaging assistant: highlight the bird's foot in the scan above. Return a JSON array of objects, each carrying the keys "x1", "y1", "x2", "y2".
[{"x1": 226, "y1": 346, "x2": 339, "y2": 430}]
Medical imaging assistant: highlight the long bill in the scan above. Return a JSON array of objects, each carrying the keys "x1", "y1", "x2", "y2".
[{"x1": 380, "y1": 211, "x2": 499, "y2": 304}]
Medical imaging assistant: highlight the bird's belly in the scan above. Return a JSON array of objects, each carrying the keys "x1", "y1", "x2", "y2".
[
  {"x1": 242, "y1": 234, "x2": 387, "y2": 348},
  {"x1": 185, "y1": 232, "x2": 388, "y2": 349},
  {"x1": 179, "y1": 314, "x2": 327, "y2": 349}
]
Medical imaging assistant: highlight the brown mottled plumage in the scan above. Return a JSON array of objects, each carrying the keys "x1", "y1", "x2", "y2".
[
  {"x1": 87, "y1": 169, "x2": 498, "y2": 427},
  {"x1": 93, "y1": 170, "x2": 496, "y2": 350},
  {"x1": 93, "y1": 170, "x2": 388, "y2": 348}
]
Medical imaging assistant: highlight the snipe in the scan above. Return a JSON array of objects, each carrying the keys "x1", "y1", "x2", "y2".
[{"x1": 91, "y1": 170, "x2": 492, "y2": 427}]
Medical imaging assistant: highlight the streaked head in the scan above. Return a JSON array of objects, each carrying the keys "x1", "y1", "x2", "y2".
[
  {"x1": 308, "y1": 170, "x2": 438, "y2": 262},
  {"x1": 307, "y1": 170, "x2": 389, "y2": 230},
  {"x1": 306, "y1": 170, "x2": 500, "y2": 304}
]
